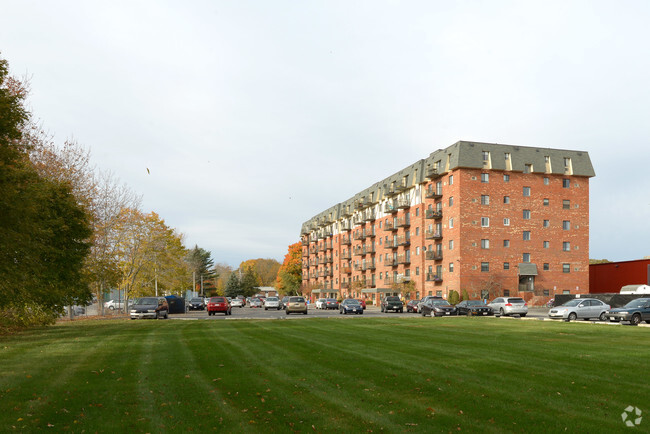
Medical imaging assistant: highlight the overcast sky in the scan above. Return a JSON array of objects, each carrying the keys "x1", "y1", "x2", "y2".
[{"x1": 2, "y1": 0, "x2": 649, "y2": 266}]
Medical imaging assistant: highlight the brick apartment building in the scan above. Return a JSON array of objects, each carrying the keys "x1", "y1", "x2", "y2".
[{"x1": 300, "y1": 141, "x2": 595, "y2": 305}]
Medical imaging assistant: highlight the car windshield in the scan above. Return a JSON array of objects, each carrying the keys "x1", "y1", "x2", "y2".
[
  {"x1": 386, "y1": 296, "x2": 400, "y2": 301},
  {"x1": 466, "y1": 300, "x2": 484, "y2": 306},
  {"x1": 432, "y1": 300, "x2": 451, "y2": 306},
  {"x1": 211, "y1": 297, "x2": 225, "y2": 302},
  {"x1": 266, "y1": 297, "x2": 278, "y2": 301},
  {"x1": 289, "y1": 297, "x2": 305, "y2": 302},
  {"x1": 624, "y1": 299, "x2": 650, "y2": 309},
  {"x1": 343, "y1": 299, "x2": 360, "y2": 305},
  {"x1": 562, "y1": 300, "x2": 582, "y2": 307},
  {"x1": 326, "y1": 298, "x2": 337, "y2": 302},
  {"x1": 190, "y1": 298, "x2": 202, "y2": 302},
  {"x1": 135, "y1": 297, "x2": 157, "y2": 305},
  {"x1": 508, "y1": 298, "x2": 525, "y2": 303}
]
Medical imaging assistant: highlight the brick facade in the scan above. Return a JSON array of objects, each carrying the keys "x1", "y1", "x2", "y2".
[{"x1": 300, "y1": 141, "x2": 594, "y2": 305}]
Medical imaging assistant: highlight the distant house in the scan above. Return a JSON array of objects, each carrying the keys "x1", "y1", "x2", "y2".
[
  {"x1": 589, "y1": 259, "x2": 650, "y2": 293},
  {"x1": 255, "y1": 287, "x2": 277, "y2": 297}
]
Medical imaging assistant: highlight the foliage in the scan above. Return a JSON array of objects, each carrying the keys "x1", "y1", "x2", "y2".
[
  {"x1": 239, "y1": 258, "x2": 281, "y2": 286},
  {"x1": 275, "y1": 242, "x2": 302, "y2": 295},
  {"x1": 448, "y1": 289, "x2": 460, "y2": 304},
  {"x1": 461, "y1": 288, "x2": 470, "y2": 301},
  {"x1": 240, "y1": 266, "x2": 260, "y2": 297},
  {"x1": 224, "y1": 272, "x2": 240, "y2": 298},
  {"x1": 589, "y1": 258, "x2": 611, "y2": 264}
]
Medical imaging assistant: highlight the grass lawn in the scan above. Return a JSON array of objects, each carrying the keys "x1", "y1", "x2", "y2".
[{"x1": 1, "y1": 317, "x2": 648, "y2": 432}]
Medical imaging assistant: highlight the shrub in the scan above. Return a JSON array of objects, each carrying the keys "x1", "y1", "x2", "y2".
[
  {"x1": 448, "y1": 290, "x2": 460, "y2": 305},
  {"x1": 461, "y1": 289, "x2": 470, "y2": 301}
]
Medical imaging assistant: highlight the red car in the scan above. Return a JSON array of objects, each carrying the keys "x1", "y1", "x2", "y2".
[
  {"x1": 207, "y1": 296, "x2": 231, "y2": 316},
  {"x1": 356, "y1": 299, "x2": 366, "y2": 310}
]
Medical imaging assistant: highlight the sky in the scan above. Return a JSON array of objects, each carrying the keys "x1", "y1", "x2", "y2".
[{"x1": 1, "y1": 0, "x2": 649, "y2": 267}]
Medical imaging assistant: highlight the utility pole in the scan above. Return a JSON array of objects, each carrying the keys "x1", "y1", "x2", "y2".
[{"x1": 193, "y1": 271, "x2": 196, "y2": 298}]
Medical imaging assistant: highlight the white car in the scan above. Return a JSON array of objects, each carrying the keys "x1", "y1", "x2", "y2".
[
  {"x1": 488, "y1": 297, "x2": 528, "y2": 317},
  {"x1": 230, "y1": 298, "x2": 243, "y2": 307},
  {"x1": 315, "y1": 298, "x2": 327, "y2": 309},
  {"x1": 104, "y1": 299, "x2": 128, "y2": 311},
  {"x1": 264, "y1": 296, "x2": 281, "y2": 310}
]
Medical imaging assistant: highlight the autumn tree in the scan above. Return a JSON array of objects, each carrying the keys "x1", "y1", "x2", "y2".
[
  {"x1": 276, "y1": 242, "x2": 302, "y2": 295},
  {"x1": 224, "y1": 272, "x2": 241, "y2": 298},
  {"x1": 186, "y1": 245, "x2": 216, "y2": 295},
  {"x1": 213, "y1": 262, "x2": 234, "y2": 294},
  {"x1": 239, "y1": 258, "x2": 281, "y2": 286}
]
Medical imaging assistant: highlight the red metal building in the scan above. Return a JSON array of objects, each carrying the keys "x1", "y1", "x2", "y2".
[{"x1": 589, "y1": 259, "x2": 650, "y2": 293}]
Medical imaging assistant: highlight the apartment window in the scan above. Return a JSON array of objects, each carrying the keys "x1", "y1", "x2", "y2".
[
  {"x1": 543, "y1": 198, "x2": 549, "y2": 206},
  {"x1": 504, "y1": 218, "x2": 510, "y2": 226},
  {"x1": 449, "y1": 262, "x2": 454, "y2": 273},
  {"x1": 504, "y1": 290, "x2": 510, "y2": 297},
  {"x1": 503, "y1": 239, "x2": 510, "y2": 247},
  {"x1": 543, "y1": 290, "x2": 550, "y2": 297},
  {"x1": 563, "y1": 178, "x2": 570, "y2": 188},
  {"x1": 544, "y1": 177, "x2": 549, "y2": 185},
  {"x1": 481, "y1": 217, "x2": 490, "y2": 227},
  {"x1": 504, "y1": 174, "x2": 510, "y2": 182},
  {"x1": 524, "y1": 164, "x2": 532, "y2": 174},
  {"x1": 523, "y1": 186, "x2": 531, "y2": 197},
  {"x1": 503, "y1": 262, "x2": 510, "y2": 270},
  {"x1": 563, "y1": 242, "x2": 571, "y2": 251},
  {"x1": 563, "y1": 263, "x2": 571, "y2": 273},
  {"x1": 415, "y1": 227, "x2": 420, "y2": 236},
  {"x1": 481, "y1": 173, "x2": 489, "y2": 183},
  {"x1": 482, "y1": 150, "x2": 490, "y2": 161},
  {"x1": 449, "y1": 175, "x2": 454, "y2": 185},
  {"x1": 563, "y1": 220, "x2": 570, "y2": 230},
  {"x1": 449, "y1": 218, "x2": 454, "y2": 228},
  {"x1": 563, "y1": 200, "x2": 570, "y2": 210},
  {"x1": 416, "y1": 246, "x2": 420, "y2": 255},
  {"x1": 523, "y1": 253, "x2": 531, "y2": 263},
  {"x1": 415, "y1": 267, "x2": 420, "y2": 276},
  {"x1": 543, "y1": 241, "x2": 550, "y2": 249},
  {"x1": 523, "y1": 210, "x2": 531, "y2": 219},
  {"x1": 415, "y1": 208, "x2": 419, "y2": 217},
  {"x1": 449, "y1": 196, "x2": 454, "y2": 206},
  {"x1": 449, "y1": 240, "x2": 454, "y2": 250},
  {"x1": 481, "y1": 262, "x2": 490, "y2": 272},
  {"x1": 503, "y1": 196, "x2": 510, "y2": 204},
  {"x1": 481, "y1": 195, "x2": 490, "y2": 205},
  {"x1": 481, "y1": 239, "x2": 490, "y2": 249},
  {"x1": 543, "y1": 219, "x2": 550, "y2": 228},
  {"x1": 523, "y1": 231, "x2": 531, "y2": 241},
  {"x1": 543, "y1": 263, "x2": 550, "y2": 271}
]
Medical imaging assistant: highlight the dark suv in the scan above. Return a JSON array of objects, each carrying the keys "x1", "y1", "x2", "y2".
[
  {"x1": 130, "y1": 297, "x2": 169, "y2": 320},
  {"x1": 381, "y1": 296, "x2": 404, "y2": 313}
]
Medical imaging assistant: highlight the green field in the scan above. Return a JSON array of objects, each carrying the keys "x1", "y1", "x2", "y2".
[{"x1": 1, "y1": 317, "x2": 648, "y2": 432}]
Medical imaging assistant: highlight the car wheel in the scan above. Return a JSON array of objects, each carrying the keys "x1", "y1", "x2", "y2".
[
  {"x1": 630, "y1": 314, "x2": 641, "y2": 326},
  {"x1": 520, "y1": 314, "x2": 526, "y2": 317},
  {"x1": 399, "y1": 309, "x2": 403, "y2": 313},
  {"x1": 568, "y1": 312, "x2": 577, "y2": 321},
  {"x1": 499, "y1": 308, "x2": 505, "y2": 316},
  {"x1": 599, "y1": 312, "x2": 607, "y2": 321},
  {"x1": 360, "y1": 311, "x2": 363, "y2": 314},
  {"x1": 466, "y1": 310, "x2": 471, "y2": 316},
  {"x1": 109, "y1": 306, "x2": 115, "y2": 310},
  {"x1": 286, "y1": 310, "x2": 289, "y2": 315},
  {"x1": 164, "y1": 312, "x2": 168, "y2": 319},
  {"x1": 303, "y1": 311, "x2": 307, "y2": 315},
  {"x1": 421, "y1": 311, "x2": 426, "y2": 317}
]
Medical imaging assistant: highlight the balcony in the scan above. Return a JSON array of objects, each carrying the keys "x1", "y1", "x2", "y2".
[
  {"x1": 384, "y1": 201, "x2": 398, "y2": 213},
  {"x1": 341, "y1": 252, "x2": 352, "y2": 260},
  {"x1": 397, "y1": 235, "x2": 411, "y2": 246},
  {"x1": 318, "y1": 244, "x2": 326, "y2": 252},
  {"x1": 341, "y1": 266, "x2": 352, "y2": 274},
  {"x1": 425, "y1": 230, "x2": 443, "y2": 240},
  {"x1": 396, "y1": 196, "x2": 410, "y2": 209},
  {"x1": 384, "y1": 221, "x2": 398, "y2": 231},
  {"x1": 425, "y1": 188, "x2": 443, "y2": 199},
  {"x1": 364, "y1": 229, "x2": 376, "y2": 239},
  {"x1": 301, "y1": 239, "x2": 309, "y2": 246},
  {"x1": 309, "y1": 246, "x2": 318, "y2": 254},
  {"x1": 362, "y1": 262, "x2": 376, "y2": 271},
  {"x1": 425, "y1": 210, "x2": 443, "y2": 219},
  {"x1": 355, "y1": 199, "x2": 365, "y2": 210},
  {"x1": 385, "y1": 258, "x2": 398, "y2": 267},
  {"x1": 396, "y1": 217, "x2": 410, "y2": 228},
  {"x1": 322, "y1": 228, "x2": 333, "y2": 238},
  {"x1": 323, "y1": 256, "x2": 333, "y2": 264},
  {"x1": 340, "y1": 221, "x2": 351, "y2": 231},
  {"x1": 426, "y1": 251, "x2": 443, "y2": 261},
  {"x1": 321, "y1": 269, "x2": 333, "y2": 278},
  {"x1": 302, "y1": 249, "x2": 309, "y2": 257},
  {"x1": 425, "y1": 166, "x2": 442, "y2": 179},
  {"x1": 303, "y1": 262, "x2": 310, "y2": 269},
  {"x1": 325, "y1": 242, "x2": 333, "y2": 251},
  {"x1": 353, "y1": 232, "x2": 364, "y2": 241},
  {"x1": 364, "y1": 209, "x2": 376, "y2": 221},
  {"x1": 397, "y1": 255, "x2": 411, "y2": 265},
  {"x1": 385, "y1": 239, "x2": 398, "y2": 249},
  {"x1": 341, "y1": 236, "x2": 352, "y2": 245},
  {"x1": 353, "y1": 247, "x2": 364, "y2": 256},
  {"x1": 309, "y1": 259, "x2": 319, "y2": 267},
  {"x1": 341, "y1": 281, "x2": 350, "y2": 289},
  {"x1": 363, "y1": 245, "x2": 376, "y2": 254},
  {"x1": 426, "y1": 273, "x2": 443, "y2": 282}
]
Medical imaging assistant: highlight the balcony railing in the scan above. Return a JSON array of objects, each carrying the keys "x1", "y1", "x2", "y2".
[
  {"x1": 318, "y1": 244, "x2": 326, "y2": 252},
  {"x1": 385, "y1": 258, "x2": 398, "y2": 267},
  {"x1": 341, "y1": 252, "x2": 351, "y2": 260},
  {"x1": 364, "y1": 209, "x2": 376, "y2": 221},
  {"x1": 385, "y1": 239, "x2": 398, "y2": 249},
  {"x1": 425, "y1": 166, "x2": 442, "y2": 179},
  {"x1": 340, "y1": 221, "x2": 351, "y2": 231},
  {"x1": 384, "y1": 202, "x2": 398, "y2": 213},
  {"x1": 396, "y1": 196, "x2": 410, "y2": 209},
  {"x1": 353, "y1": 232, "x2": 364, "y2": 241},
  {"x1": 425, "y1": 230, "x2": 443, "y2": 240},
  {"x1": 362, "y1": 262, "x2": 376, "y2": 271},
  {"x1": 341, "y1": 236, "x2": 352, "y2": 245},
  {"x1": 341, "y1": 267, "x2": 352, "y2": 274},
  {"x1": 325, "y1": 242, "x2": 333, "y2": 251},
  {"x1": 302, "y1": 249, "x2": 309, "y2": 257},
  {"x1": 384, "y1": 221, "x2": 398, "y2": 231},
  {"x1": 301, "y1": 239, "x2": 309, "y2": 246},
  {"x1": 323, "y1": 256, "x2": 333, "y2": 264},
  {"x1": 365, "y1": 230, "x2": 376, "y2": 239},
  {"x1": 425, "y1": 188, "x2": 443, "y2": 199},
  {"x1": 397, "y1": 255, "x2": 411, "y2": 264},
  {"x1": 321, "y1": 269, "x2": 333, "y2": 278},
  {"x1": 310, "y1": 246, "x2": 318, "y2": 254},
  {"x1": 353, "y1": 247, "x2": 364, "y2": 256},
  {"x1": 363, "y1": 245, "x2": 376, "y2": 254},
  {"x1": 396, "y1": 217, "x2": 410, "y2": 228},
  {"x1": 425, "y1": 210, "x2": 443, "y2": 219},
  {"x1": 426, "y1": 273, "x2": 443, "y2": 282},
  {"x1": 341, "y1": 282, "x2": 350, "y2": 289},
  {"x1": 425, "y1": 251, "x2": 443, "y2": 261},
  {"x1": 397, "y1": 236, "x2": 411, "y2": 246}
]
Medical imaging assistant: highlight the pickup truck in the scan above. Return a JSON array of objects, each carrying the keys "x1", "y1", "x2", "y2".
[{"x1": 381, "y1": 296, "x2": 404, "y2": 313}]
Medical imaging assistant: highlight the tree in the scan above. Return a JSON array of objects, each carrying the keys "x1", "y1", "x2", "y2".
[
  {"x1": 240, "y1": 267, "x2": 260, "y2": 297},
  {"x1": 276, "y1": 242, "x2": 302, "y2": 295},
  {"x1": 187, "y1": 245, "x2": 215, "y2": 294},
  {"x1": 239, "y1": 258, "x2": 281, "y2": 286},
  {"x1": 224, "y1": 272, "x2": 240, "y2": 298}
]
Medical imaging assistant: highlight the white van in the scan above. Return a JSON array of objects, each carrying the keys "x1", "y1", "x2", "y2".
[{"x1": 620, "y1": 284, "x2": 650, "y2": 295}]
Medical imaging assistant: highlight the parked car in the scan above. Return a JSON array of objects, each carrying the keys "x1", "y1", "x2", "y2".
[
  {"x1": 230, "y1": 298, "x2": 243, "y2": 307},
  {"x1": 315, "y1": 298, "x2": 327, "y2": 309},
  {"x1": 207, "y1": 296, "x2": 231, "y2": 316},
  {"x1": 130, "y1": 297, "x2": 169, "y2": 320},
  {"x1": 286, "y1": 296, "x2": 308, "y2": 315},
  {"x1": 420, "y1": 298, "x2": 457, "y2": 317},
  {"x1": 406, "y1": 299, "x2": 420, "y2": 313},
  {"x1": 104, "y1": 299, "x2": 129, "y2": 311},
  {"x1": 237, "y1": 295, "x2": 247, "y2": 306},
  {"x1": 488, "y1": 297, "x2": 528, "y2": 317},
  {"x1": 356, "y1": 299, "x2": 366, "y2": 310},
  {"x1": 456, "y1": 300, "x2": 493, "y2": 316},
  {"x1": 281, "y1": 296, "x2": 290, "y2": 309},
  {"x1": 607, "y1": 298, "x2": 650, "y2": 325},
  {"x1": 417, "y1": 296, "x2": 443, "y2": 312},
  {"x1": 264, "y1": 296, "x2": 281, "y2": 310},
  {"x1": 188, "y1": 297, "x2": 205, "y2": 311},
  {"x1": 339, "y1": 299, "x2": 364, "y2": 315},
  {"x1": 548, "y1": 298, "x2": 610, "y2": 321},
  {"x1": 248, "y1": 298, "x2": 263, "y2": 308},
  {"x1": 324, "y1": 298, "x2": 339, "y2": 310},
  {"x1": 381, "y1": 296, "x2": 404, "y2": 313}
]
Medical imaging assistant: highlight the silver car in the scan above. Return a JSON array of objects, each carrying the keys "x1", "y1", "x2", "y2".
[
  {"x1": 488, "y1": 297, "x2": 528, "y2": 317},
  {"x1": 548, "y1": 298, "x2": 610, "y2": 321},
  {"x1": 264, "y1": 296, "x2": 281, "y2": 310}
]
